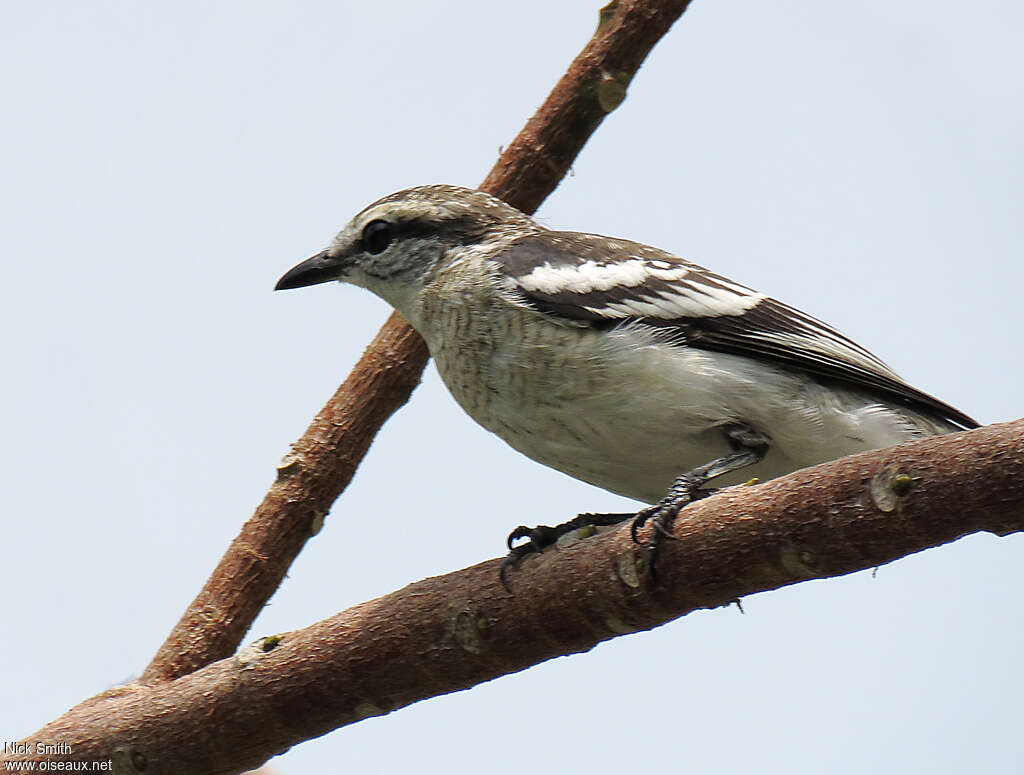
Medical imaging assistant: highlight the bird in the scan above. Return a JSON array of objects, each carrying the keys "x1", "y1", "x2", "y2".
[{"x1": 275, "y1": 184, "x2": 977, "y2": 583}]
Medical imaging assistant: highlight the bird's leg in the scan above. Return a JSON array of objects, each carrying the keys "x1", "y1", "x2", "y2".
[
  {"x1": 500, "y1": 424, "x2": 769, "y2": 590},
  {"x1": 630, "y1": 425, "x2": 768, "y2": 574}
]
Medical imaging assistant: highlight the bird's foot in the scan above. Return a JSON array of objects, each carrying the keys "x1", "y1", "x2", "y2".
[
  {"x1": 629, "y1": 478, "x2": 716, "y2": 578},
  {"x1": 500, "y1": 512, "x2": 633, "y2": 591},
  {"x1": 629, "y1": 436, "x2": 768, "y2": 576}
]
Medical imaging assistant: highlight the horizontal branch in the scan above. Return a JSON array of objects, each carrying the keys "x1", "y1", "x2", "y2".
[{"x1": 16, "y1": 419, "x2": 1023, "y2": 775}]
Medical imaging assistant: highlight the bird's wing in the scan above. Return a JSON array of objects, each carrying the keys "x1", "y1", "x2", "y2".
[{"x1": 494, "y1": 231, "x2": 977, "y2": 429}]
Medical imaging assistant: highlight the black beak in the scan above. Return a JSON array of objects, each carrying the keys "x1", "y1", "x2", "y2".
[{"x1": 274, "y1": 250, "x2": 344, "y2": 291}]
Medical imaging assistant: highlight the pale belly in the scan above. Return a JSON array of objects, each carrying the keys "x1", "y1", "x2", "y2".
[{"x1": 423, "y1": 313, "x2": 948, "y2": 504}]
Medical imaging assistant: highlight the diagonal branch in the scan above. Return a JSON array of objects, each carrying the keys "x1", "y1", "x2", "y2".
[
  {"x1": 141, "y1": 0, "x2": 696, "y2": 684},
  {"x1": 15, "y1": 420, "x2": 1024, "y2": 775}
]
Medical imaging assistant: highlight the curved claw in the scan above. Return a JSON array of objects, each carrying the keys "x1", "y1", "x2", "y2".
[
  {"x1": 629, "y1": 520, "x2": 642, "y2": 544},
  {"x1": 506, "y1": 525, "x2": 533, "y2": 550},
  {"x1": 630, "y1": 508, "x2": 654, "y2": 544},
  {"x1": 500, "y1": 525, "x2": 556, "y2": 591},
  {"x1": 500, "y1": 550, "x2": 527, "y2": 592},
  {"x1": 651, "y1": 516, "x2": 679, "y2": 540}
]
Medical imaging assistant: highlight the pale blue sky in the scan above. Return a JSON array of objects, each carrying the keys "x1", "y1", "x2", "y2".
[{"x1": 3, "y1": 1, "x2": 1022, "y2": 772}]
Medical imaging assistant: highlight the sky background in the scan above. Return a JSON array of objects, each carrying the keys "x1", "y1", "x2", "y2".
[{"x1": 3, "y1": 1, "x2": 1022, "y2": 772}]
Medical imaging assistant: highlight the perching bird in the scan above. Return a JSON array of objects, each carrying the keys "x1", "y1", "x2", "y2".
[{"x1": 275, "y1": 185, "x2": 977, "y2": 579}]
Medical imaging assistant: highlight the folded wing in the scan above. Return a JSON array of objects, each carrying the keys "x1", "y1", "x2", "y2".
[{"x1": 494, "y1": 231, "x2": 977, "y2": 430}]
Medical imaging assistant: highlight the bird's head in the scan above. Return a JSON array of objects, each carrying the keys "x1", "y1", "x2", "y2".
[{"x1": 275, "y1": 184, "x2": 536, "y2": 311}]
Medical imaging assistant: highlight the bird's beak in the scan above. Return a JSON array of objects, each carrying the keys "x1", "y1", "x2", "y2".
[{"x1": 274, "y1": 250, "x2": 345, "y2": 291}]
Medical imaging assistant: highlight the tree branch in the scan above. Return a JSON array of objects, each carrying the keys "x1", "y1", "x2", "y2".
[
  {"x1": 140, "y1": 0, "x2": 695, "y2": 684},
  {"x1": 14, "y1": 420, "x2": 1023, "y2": 775}
]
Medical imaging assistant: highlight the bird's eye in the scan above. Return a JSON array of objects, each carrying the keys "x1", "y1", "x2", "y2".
[{"x1": 361, "y1": 220, "x2": 393, "y2": 255}]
